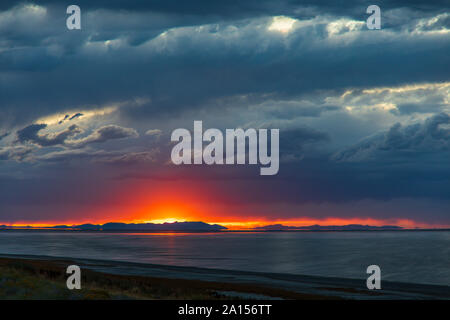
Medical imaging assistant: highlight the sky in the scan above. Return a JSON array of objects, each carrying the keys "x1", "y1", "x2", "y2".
[{"x1": 0, "y1": 0, "x2": 449, "y2": 228}]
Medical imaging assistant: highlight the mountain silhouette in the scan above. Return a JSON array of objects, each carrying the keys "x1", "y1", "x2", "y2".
[
  {"x1": 254, "y1": 224, "x2": 403, "y2": 231},
  {"x1": 50, "y1": 221, "x2": 227, "y2": 232}
]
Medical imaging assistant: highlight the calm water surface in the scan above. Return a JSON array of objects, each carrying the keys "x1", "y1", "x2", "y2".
[{"x1": 0, "y1": 231, "x2": 448, "y2": 286}]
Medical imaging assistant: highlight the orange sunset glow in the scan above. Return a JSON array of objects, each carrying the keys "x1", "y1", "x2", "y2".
[
  {"x1": 1, "y1": 177, "x2": 446, "y2": 229},
  {"x1": 1, "y1": 174, "x2": 447, "y2": 229},
  {"x1": 3, "y1": 213, "x2": 446, "y2": 230}
]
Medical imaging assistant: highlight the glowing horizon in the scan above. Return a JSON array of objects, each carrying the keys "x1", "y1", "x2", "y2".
[{"x1": 2, "y1": 216, "x2": 448, "y2": 230}]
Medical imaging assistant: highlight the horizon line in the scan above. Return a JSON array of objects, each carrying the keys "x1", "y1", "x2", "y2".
[{"x1": 1, "y1": 219, "x2": 449, "y2": 230}]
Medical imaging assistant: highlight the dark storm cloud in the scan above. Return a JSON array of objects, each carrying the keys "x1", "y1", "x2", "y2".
[
  {"x1": 333, "y1": 113, "x2": 450, "y2": 162},
  {"x1": 14, "y1": 123, "x2": 138, "y2": 149},
  {"x1": 0, "y1": 1, "x2": 448, "y2": 18},
  {"x1": 0, "y1": 1, "x2": 449, "y2": 127},
  {"x1": 259, "y1": 100, "x2": 340, "y2": 119},
  {"x1": 16, "y1": 123, "x2": 82, "y2": 147},
  {"x1": 67, "y1": 125, "x2": 139, "y2": 148},
  {"x1": 279, "y1": 127, "x2": 329, "y2": 160}
]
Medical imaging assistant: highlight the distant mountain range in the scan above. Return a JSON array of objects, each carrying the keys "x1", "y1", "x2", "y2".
[
  {"x1": 0, "y1": 222, "x2": 407, "y2": 232},
  {"x1": 0, "y1": 221, "x2": 227, "y2": 232},
  {"x1": 253, "y1": 224, "x2": 403, "y2": 231}
]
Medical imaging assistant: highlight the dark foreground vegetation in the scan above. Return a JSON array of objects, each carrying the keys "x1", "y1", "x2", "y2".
[{"x1": 0, "y1": 257, "x2": 329, "y2": 300}]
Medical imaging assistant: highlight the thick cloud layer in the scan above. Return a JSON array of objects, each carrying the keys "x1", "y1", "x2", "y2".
[
  {"x1": 0, "y1": 1, "x2": 449, "y2": 226},
  {"x1": 333, "y1": 113, "x2": 450, "y2": 162}
]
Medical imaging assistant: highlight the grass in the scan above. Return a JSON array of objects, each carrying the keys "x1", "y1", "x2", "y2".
[
  {"x1": 0, "y1": 258, "x2": 227, "y2": 299},
  {"x1": 0, "y1": 257, "x2": 332, "y2": 300}
]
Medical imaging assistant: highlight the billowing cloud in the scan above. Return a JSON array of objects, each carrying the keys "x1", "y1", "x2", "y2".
[
  {"x1": 16, "y1": 123, "x2": 82, "y2": 147},
  {"x1": 66, "y1": 125, "x2": 138, "y2": 148},
  {"x1": 333, "y1": 113, "x2": 450, "y2": 162},
  {"x1": 0, "y1": 2, "x2": 449, "y2": 128}
]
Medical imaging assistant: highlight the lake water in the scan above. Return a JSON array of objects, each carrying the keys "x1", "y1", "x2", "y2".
[{"x1": 0, "y1": 231, "x2": 448, "y2": 286}]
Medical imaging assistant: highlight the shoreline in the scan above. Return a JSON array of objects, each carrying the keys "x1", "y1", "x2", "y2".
[{"x1": 1, "y1": 253, "x2": 449, "y2": 300}]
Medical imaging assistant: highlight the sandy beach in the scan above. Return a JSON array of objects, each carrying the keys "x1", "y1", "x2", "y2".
[{"x1": 1, "y1": 254, "x2": 448, "y2": 300}]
